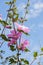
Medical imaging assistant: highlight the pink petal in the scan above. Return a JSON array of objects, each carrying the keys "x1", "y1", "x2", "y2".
[
  {"x1": 5, "y1": 25, "x2": 11, "y2": 28},
  {"x1": 7, "y1": 34, "x2": 14, "y2": 38},
  {"x1": 10, "y1": 30, "x2": 16, "y2": 34}
]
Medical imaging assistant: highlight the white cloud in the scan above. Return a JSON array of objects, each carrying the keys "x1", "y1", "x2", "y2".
[
  {"x1": 17, "y1": 1, "x2": 43, "y2": 18},
  {"x1": 34, "y1": 3, "x2": 43, "y2": 9},
  {"x1": 38, "y1": 23, "x2": 43, "y2": 28},
  {"x1": 27, "y1": 2, "x2": 43, "y2": 18},
  {"x1": 18, "y1": 3, "x2": 26, "y2": 13}
]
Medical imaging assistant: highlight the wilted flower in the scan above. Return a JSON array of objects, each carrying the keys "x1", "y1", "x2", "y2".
[{"x1": 15, "y1": 23, "x2": 30, "y2": 33}]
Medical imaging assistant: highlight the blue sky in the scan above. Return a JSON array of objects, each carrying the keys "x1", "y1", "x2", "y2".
[{"x1": 0, "y1": 0, "x2": 43, "y2": 65}]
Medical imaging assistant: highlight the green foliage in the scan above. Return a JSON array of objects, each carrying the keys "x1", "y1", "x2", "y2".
[
  {"x1": 5, "y1": 0, "x2": 16, "y2": 5},
  {"x1": 0, "y1": 20, "x2": 8, "y2": 26},
  {"x1": 0, "y1": 50, "x2": 5, "y2": 54},
  {"x1": 8, "y1": 12, "x2": 13, "y2": 18},
  {"x1": 17, "y1": 29, "x2": 30, "y2": 36},
  {"x1": 0, "y1": 34, "x2": 9, "y2": 41},
  {"x1": 13, "y1": 0, "x2": 16, "y2": 2},
  {"x1": 0, "y1": 0, "x2": 30, "y2": 65},
  {"x1": 41, "y1": 47, "x2": 43, "y2": 52},
  {"x1": 12, "y1": 14, "x2": 19, "y2": 22},
  {"x1": 21, "y1": 58, "x2": 29, "y2": 65},
  {"x1": 17, "y1": 53, "x2": 21, "y2": 56},
  {"x1": 24, "y1": 48, "x2": 30, "y2": 52},
  {"x1": 9, "y1": 58, "x2": 17, "y2": 64},
  {"x1": 33, "y1": 52, "x2": 38, "y2": 58},
  {"x1": 0, "y1": 28, "x2": 1, "y2": 30},
  {"x1": 5, "y1": 2, "x2": 12, "y2": 5},
  {"x1": 10, "y1": 45, "x2": 16, "y2": 51}
]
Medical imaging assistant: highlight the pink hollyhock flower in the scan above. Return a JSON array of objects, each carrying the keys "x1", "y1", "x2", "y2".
[
  {"x1": 5, "y1": 25, "x2": 11, "y2": 28},
  {"x1": 15, "y1": 23, "x2": 30, "y2": 33},
  {"x1": 8, "y1": 39, "x2": 16, "y2": 46},
  {"x1": 0, "y1": 14, "x2": 2, "y2": 20},
  {"x1": 7, "y1": 30, "x2": 22, "y2": 46},
  {"x1": 10, "y1": 30, "x2": 16, "y2": 34},
  {"x1": 21, "y1": 40, "x2": 30, "y2": 51},
  {"x1": 8, "y1": 30, "x2": 22, "y2": 40}
]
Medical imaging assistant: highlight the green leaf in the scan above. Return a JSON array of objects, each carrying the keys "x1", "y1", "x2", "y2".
[
  {"x1": 17, "y1": 53, "x2": 21, "y2": 56},
  {"x1": 9, "y1": 58, "x2": 14, "y2": 63},
  {"x1": 17, "y1": 29, "x2": 30, "y2": 36},
  {"x1": 24, "y1": 60, "x2": 29, "y2": 64},
  {"x1": 21, "y1": 58, "x2": 29, "y2": 65},
  {"x1": 10, "y1": 45, "x2": 16, "y2": 51},
  {"x1": 8, "y1": 12, "x2": 13, "y2": 18},
  {"x1": 12, "y1": 14, "x2": 19, "y2": 22},
  {"x1": 33, "y1": 52, "x2": 38, "y2": 58},
  {"x1": 0, "y1": 34, "x2": 9, "y2": 41},
  {"x1": 5, "y1": 2, "x2": 12, "y2": 5},
  {"x1": 21, "y1": 58, "x2": 24, "y2": 61},
  {"x1": 24, "y1": 48, "x2": 30, "y2": 52},
  {"x1": 13, "y1": 0, "x2": 16, "y2": 2},
  {"x1": 0, "y1": 50, "x2": 5, "y2": 54},
  {"x1": 0, "y1": 20, "x2": 8, "y2": 26},
  {"x1": 41, "y1": 47, "x2": 43, "y2": 52},
  {"x1": 9, "y1": 58, "x2": 17, "y2": 64},
  {"x1": 24, "y1": 32, "x2": 30, "y2": 36},
  {"x1": 0, "y1": 28, "x2": 1, "y2": 30}
]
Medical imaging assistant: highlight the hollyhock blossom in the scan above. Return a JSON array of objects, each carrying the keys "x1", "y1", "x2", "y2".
[
  {"x1": 8, "y1": 30, "x2": 22, "y2": 40},
  {"x1": 21, "y1": 40, "x2": 30, "y2": 51},
  {"x1": 7, "y1": 30, "x2": 22, "y2": 46},
  {"x1": 15, "y1": 22, "x2": 30, "y2": 33},
  {"x1": 8, "y1": 39, "x2": 16, "y2": 46}
]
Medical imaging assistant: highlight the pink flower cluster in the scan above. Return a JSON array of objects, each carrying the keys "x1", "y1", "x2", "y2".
[
  {"x1": 7, "y1": 30, "x2": 22, "y2": 46},
  {"x1": 7, "y1": 22, "x2": 30, "y2": 51}
]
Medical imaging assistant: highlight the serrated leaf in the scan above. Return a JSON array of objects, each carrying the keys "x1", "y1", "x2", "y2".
[{"x1": 0, "y1": 34, "x2": 9, "y2": 41}]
